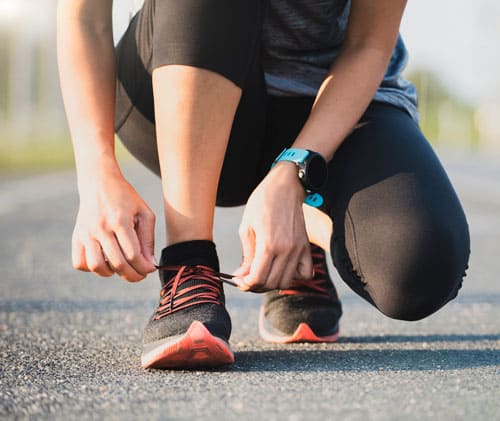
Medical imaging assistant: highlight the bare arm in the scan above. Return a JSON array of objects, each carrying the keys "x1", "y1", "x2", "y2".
[
  {"x1": 293, "y1": 0, "x2": 408, "y2": 160},
  {"x1": 57, "y1": 0, "x2": 156, "y2": 281},
  {"x1": 235, "y1": 0, "x2": 408, "y2": 290},
  {"x1": 57, "y1": 0, "x2": 118, "y2": 183}
]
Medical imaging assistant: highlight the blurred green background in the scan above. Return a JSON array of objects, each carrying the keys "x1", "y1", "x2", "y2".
[{"x1": 0, "y1": 0, "x2": 499, "y2": 175}]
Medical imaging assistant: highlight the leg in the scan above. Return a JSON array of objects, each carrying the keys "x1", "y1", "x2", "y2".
[
  {"x1": 151, "y1": 0, "x2": 266, "y2": 243},
  {"x1": 153, "y1": 66, "x2": 241, "y2": 244},
  {"x1": 326, "y1": 102, "x2": 470, "y2": 321},
  {"x1": 114, "y1": 0, "x2": 267, "y2": 369},
  {"x1": 115, "y1": 0, "x2": 267, "y2": 208}
]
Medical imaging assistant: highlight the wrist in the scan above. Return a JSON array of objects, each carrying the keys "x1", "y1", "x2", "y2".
[
  {"x1": 72, "y1": 131, "x2": 117, "y2": 170},
  {"x1": 271, "y1": 148, "x2": 328, "y2": 208},
  {"x1": 75, "y1": 155, "x2": 124, "y2": 197},
  {"x1": 269, "y1": 161, "x2": 307, "y2": 201},
  {"x1": 272, "y1": 148, "x2": 328, "y2": 192},
  {"x1": 74, "y1": 138, "x2": 119, "y2": 174}
]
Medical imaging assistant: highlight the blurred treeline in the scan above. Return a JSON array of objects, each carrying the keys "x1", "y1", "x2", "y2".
[
  {"x1": 0, "y1": 8, "x2": 497, "y2": 174},
  {"x1": 407, "y1": 69, "x2": 489, "y2": 152},
  {"x1": 0, "y1": 2, "x2": 74, "y2": 174}
]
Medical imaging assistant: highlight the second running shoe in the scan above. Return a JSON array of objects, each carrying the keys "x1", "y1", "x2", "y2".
[{"x1": 259, "y1": 243, "x2": 342, "y2": 343}]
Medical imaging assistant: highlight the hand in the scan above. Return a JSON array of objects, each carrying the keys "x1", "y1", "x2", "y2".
[
  {"x1": 233, "y1": 162, "x2": 313, "y2": 291},
  {"x1": 72, "y1": 168, "x2": 156, "y2": 282}
]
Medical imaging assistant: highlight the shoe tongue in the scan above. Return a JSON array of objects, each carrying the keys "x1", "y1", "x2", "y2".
[{"x1": 159, "y1": 240, "x2": 219, "y2": 286}]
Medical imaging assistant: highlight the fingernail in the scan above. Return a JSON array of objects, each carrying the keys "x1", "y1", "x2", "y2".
[
  {"x1": 232, "y1": 267, "x2": 244, "y2": 277},
  {"x1": 151, "y1": 255, "x2": 158, "y2": 266},
  {"x1": 232, "y1": 276, "x2": 243, "y2": 285},
  {"x1": 232, "y1": 277, "x2": 247, "y2": 289}
]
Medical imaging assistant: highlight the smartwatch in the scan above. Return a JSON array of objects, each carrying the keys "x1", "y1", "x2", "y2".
[{"x1": 272, "y1": 148, "x2": 328, "y2": 207}]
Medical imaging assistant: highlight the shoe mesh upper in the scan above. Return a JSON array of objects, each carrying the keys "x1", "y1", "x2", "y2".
[
  {"x1": 143, "y1": 265, "x2": 231, "y2": 344},
  {"x1": 262, "y1": 244, "x2": 342, "y2": 337},
  {"x1": 154, "y1": 265, "x2": 225, "y2": 319}
]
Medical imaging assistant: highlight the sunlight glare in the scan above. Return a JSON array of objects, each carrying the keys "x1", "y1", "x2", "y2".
[{"x1": 0, "y1": 1, "x2": 23, "y2": 24}]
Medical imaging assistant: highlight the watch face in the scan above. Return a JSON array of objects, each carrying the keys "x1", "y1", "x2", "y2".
[{"x1": 306, "y1": 154, "x2": 328, "y2": 190}]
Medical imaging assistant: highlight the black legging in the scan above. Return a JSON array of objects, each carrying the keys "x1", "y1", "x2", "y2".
[{"x1": 114, "y1": 0, "x2": 470, "y2": 321}]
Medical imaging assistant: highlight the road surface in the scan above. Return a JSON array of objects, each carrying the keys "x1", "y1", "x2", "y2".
[{"x1": 1, "y1": 152, "x2": 499, "y2": 420}]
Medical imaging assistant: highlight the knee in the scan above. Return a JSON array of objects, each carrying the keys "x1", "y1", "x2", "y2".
[
  {"x1": 373, "y1": 276, "x2": 462, "y2": 322},
  {"x1": 366, "y1": 217, "x2": 470, "y2": 321},
  {"x1": 152, "y1": 0, "x2": 263, "y2": 88}
]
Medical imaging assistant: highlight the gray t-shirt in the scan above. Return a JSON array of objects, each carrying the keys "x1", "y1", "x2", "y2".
[{"x1": 262, "y1": 0, "x2": 419, "y2": 121}]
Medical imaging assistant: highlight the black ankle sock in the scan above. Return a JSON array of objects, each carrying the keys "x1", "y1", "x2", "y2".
[{"x1": 160, "y1": 240, "x2": 219, "y2": 272}]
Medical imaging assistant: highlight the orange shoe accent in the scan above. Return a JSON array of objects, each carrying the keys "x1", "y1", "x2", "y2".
[
  {"x1": 259, "y1": 306, "x2": 340, "y2": 344},
  {"x1": 141, "y1": 321, "x2": 234, "y2": 369}
]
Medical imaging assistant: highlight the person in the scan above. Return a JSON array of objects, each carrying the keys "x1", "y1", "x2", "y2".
[{"x1": 57, "y1": 0, "x2": 470, "y2": 369}]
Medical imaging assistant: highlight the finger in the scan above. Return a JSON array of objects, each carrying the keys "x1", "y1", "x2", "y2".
[
  {"x1": 99, "y1": 233, "x2": 144, "y2": 282},
  {"x1": 233, "y1": 226, "x2": 256, "y2": 278},
  {"x1": 294, "y1": 246, "x2": 314, "y2": 281},
  {"x1": 261, "y1": 252, "x2": 289, "y2": 291},
  {"x1": 115, "y1": 222, "x2": 155, "y2": 276},
  {"x1": 85, "y1": 239, "x2": 114, "y2": 277},
  {"x1": 135, "y1": 211, "x2": 156, "y2": 270},
  {"x1": 276, "y1": 248, "x2": 308, "y2": 290},
  {"x1": 300, "y1": 245, "x2": 314, "y2": 279},
  {"x1": 72, "y1": 238, "x2": 90, "y2": 272},
  {"x1": 241, "y1": 241, "x2": 274, "y2": 291}
]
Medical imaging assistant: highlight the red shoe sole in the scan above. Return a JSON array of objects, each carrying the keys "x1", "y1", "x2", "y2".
[
  {"x1": 141, "y1": 321, "x2": 234, "y2": 369},
  {"x1": 259, "y1": 305, "x2": 340, "y2": 344}
]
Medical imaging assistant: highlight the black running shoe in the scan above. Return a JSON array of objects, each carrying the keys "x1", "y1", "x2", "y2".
[
  {"x1": 141, "y1": 243, "x2": 233, "y2": 369},
  {"x1": 259, "y1": 244, "x2": 342, "y2": 343}
]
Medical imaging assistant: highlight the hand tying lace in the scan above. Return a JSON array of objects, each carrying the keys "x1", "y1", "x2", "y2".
[{"x1": 279, "y1": 245, "x2": 330, "y2": 297}]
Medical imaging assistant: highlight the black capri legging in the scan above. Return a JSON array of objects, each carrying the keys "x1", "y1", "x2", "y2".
[{"x1": 114, "y1": 0, "x2": 470, "y2": 321}]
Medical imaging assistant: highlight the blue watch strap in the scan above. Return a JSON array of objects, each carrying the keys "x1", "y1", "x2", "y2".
[
  {"x1": 304, "y1": 193, "x2": 324, "y2": 208},
  {"x1": 273, "y1": 148, "x2": 310, "y2": 166},
  {"x1": 272, "y1": 148, "x2": 325, "y2": 208}
]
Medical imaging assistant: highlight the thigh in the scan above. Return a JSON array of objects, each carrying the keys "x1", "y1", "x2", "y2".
[
  {"x1": 259, "y1": 95, "x2": 316, "y2": 178},
  {"x1": 114, "y1": 5, "x2": 158, "y2": 175},
  {"x1": 220, "y1": 94, "x2": 318, "y2": 205},
  {"x1": 326, "y1": 102, "x2": 470, "y2": 320}
]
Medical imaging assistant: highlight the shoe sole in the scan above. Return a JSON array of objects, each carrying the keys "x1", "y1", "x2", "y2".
[
  {"x1": 141, "y1": 321, "x2": 234, "y2": 369},
  {"x1": 258, "y1": 305, "x2": 340, "y2": 344}
]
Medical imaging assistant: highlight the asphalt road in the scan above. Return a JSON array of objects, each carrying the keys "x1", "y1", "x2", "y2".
[{"x1": 1, "y1": 152, "x2": 499, "y2": 420}]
